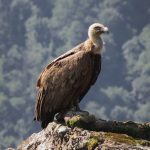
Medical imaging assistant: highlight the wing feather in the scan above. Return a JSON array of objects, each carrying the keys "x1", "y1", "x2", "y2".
[
  {"x1": 36, "y1": 43, "x2": 83, "y2": 88},
  {"x1": 79, "y1": 54, "x2": 101, "y2": 101}
]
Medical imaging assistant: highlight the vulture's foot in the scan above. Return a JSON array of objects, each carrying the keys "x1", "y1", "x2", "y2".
[
  {"x1": 66, "y1": 109, "x2": 89, "y2": 117},
  {"x1": 54, "y1": 112, "x2": 65, "y2": 122},
  {"x1": 75, "y1": 110, "x2": 89, "y2": 116}
]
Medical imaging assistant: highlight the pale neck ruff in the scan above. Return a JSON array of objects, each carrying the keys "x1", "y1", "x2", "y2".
[{"x1": 92, "y1": 37, "x2": 104, "y2": 54}]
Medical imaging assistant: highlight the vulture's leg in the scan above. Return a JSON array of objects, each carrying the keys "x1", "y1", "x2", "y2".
[
  {"x1": 75, "y1": 99, "x2": 81, "y2": 111},
  {"x1": 74, "y1": 99, "x2": 89, "y2": 115}
]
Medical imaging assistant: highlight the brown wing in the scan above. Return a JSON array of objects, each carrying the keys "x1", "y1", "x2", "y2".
[
  {"x1": 35, "y1": 43, "x2": 89, "y2": 124},
  {"x1": 79, "y1": 54, "x2": 101, "y2": 101},
  {"x1": 36, "y1": 44, "x2": 82, "y2": 88},
  {"x1": 35, "y1": 42, "x2": 101, "y2": 128}
]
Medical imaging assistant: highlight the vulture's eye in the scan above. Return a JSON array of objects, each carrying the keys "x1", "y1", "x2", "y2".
[{"x1": 94, "y1": 26, "x2": 101, "y2": 31}]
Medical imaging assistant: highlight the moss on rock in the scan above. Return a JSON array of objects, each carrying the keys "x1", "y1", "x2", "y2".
[
  {"x1": 105, "y1": 132, "x2": 136, "y2": 145},
  {"x1": 104, "y1": 132, "x2": 150, "y2": 147},
  {"x1": 138, "y1": 140, "x2": 150, "y2": 147},
  {"x1": 66, "y1": 115, "x2": 81, "y2": 127},
  {"x1": 87, "y1": 137, "x2": 99, "y2": 150}
]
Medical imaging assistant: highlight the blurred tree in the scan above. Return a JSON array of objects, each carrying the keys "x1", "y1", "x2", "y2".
[
  {"x1": 122, "y1": 24, "x2": 150, "y2": 121},
  {"x1": 0, "y1": 0, "x2": 150, "y2": 149}
]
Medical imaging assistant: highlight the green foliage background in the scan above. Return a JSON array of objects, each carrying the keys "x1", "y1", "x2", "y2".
[{"x1": 0, "y1": 0, "x2": 150, "y2": 148}]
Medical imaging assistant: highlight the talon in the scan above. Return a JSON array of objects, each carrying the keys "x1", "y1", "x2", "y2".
[{"x1": 54, "y1": 113, "x2": 65, "y2": 122}]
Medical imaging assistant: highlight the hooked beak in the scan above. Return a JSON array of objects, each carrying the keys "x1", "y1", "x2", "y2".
[{"x1": 102, "y1": 26, "x2": 109, "y2": 33}]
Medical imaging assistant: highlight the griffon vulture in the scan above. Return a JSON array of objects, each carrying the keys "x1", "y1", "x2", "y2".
[{"x1": 34, "y1": 23, "x2": 109, "y2": 128}]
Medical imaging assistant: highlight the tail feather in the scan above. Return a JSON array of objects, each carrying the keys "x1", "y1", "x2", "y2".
[
  {"x1": 35, "y1": 87, "x2": 45, "y2": 121},
  {"x1": 35, "y1": 87, "x2": 57, "y2": 128}
]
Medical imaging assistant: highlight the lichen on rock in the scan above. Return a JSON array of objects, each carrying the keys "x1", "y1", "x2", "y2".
[{"x1": 87, "y1": 137, "x2": 99, "y2": 150}]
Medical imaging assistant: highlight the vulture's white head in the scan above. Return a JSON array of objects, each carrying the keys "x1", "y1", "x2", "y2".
[{"x1": 88, "y1": 23, "x2": 109, "y2": 48}]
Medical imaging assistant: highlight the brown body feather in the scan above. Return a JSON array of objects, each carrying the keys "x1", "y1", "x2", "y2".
[{"x1": 35, "y1": 39, "x2": 101, "y2": 128}]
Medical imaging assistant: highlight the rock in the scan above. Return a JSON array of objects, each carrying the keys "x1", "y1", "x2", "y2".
[
  {"x1": 15, "y1": 122, "x2": 150, "y2": 150},
  {"x1": 57, "y1": 125, "x2": 70, "y2": 135},
  {"x1": 8, "y1": 112, "x2": 150, "y2": 150}
]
